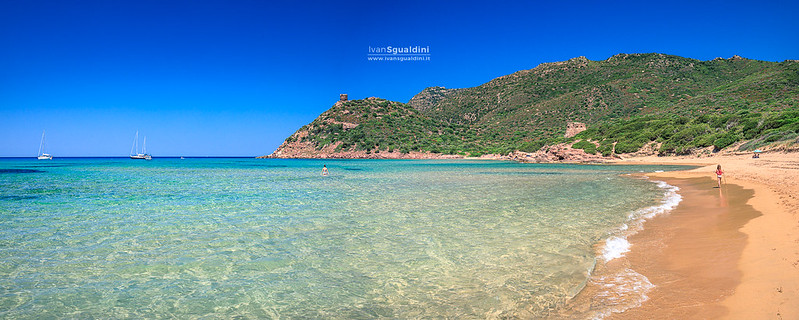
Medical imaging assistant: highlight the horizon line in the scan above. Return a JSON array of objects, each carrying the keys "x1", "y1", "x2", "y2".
[{"x1": 0, "y1": 156, "x2": 260, "y2": 159}]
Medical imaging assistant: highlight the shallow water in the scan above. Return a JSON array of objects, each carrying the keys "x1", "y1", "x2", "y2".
[{"x1": 0, "y1": 158, "x2": 687, "y2": 318}]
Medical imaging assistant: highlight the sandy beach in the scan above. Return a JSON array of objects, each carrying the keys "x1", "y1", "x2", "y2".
[{"x1": 609, "y1": 152, "x2": 799, "y2": 319}]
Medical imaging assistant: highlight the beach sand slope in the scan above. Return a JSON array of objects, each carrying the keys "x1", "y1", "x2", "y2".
[{"x1": 615, "y1": 153, "x2": 799, "y2": 319}]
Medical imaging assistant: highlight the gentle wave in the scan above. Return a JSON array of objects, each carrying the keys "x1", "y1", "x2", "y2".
[
  {"x1": 601, "y1": 236, "x2": 631, "y2": 262},
  {"x1": 589, "y1": 268, "x2": 656, "y2": 320},
  {"x1": 602, "y1": 180, "x2": 681, "y2": 262},
  {"x1": 591, "y1": 179, "x2": 681, "y2": 318}
]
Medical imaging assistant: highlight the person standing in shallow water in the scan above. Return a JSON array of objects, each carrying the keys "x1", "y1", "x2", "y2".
[
  {"x1": 715, "y1": 164, "x2": 724, "y2": 188},
  {"x1": 322, "y1": 165, "x2": 329, "y2": 176}
]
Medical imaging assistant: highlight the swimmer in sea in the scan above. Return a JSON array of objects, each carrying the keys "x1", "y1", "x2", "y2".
[{"x1": 322, "y1": 165, "x2": 329, "y2": 176}]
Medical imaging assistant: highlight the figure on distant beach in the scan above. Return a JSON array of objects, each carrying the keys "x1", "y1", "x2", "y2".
[
  {"x1": 322, "y1": 164, "x2": 329, "y2": 176},
  {"x1": 715, "y1": 164, "x2": 724, "y2": 188}
]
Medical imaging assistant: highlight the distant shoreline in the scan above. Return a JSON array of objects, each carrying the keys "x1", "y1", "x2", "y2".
[{"x1": 0, "y1": 156, "x2": 257, "y2": 159}]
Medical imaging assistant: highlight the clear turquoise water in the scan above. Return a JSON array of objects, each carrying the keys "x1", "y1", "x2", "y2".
[{"x1": 0, "y1": 158, "x2": 686, "y2": 318}]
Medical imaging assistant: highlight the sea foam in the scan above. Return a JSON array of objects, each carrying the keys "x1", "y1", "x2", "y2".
[
  {"x1": 592, "y1": 179, "x2": 681, "y2": 319},
  {"x1": 602, "y1": 236, "x2": 631, "y2": 262},
  {"x1": 601, "y1": 180, "x2": 681, "y2": 262},
  {"x1": 590, "y1": 268, "x2": 656, "y2": 319}
]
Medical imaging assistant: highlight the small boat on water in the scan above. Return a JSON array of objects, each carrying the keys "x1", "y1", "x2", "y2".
[
  {"x1": 130, "y1": 131, "x2": 152, "y2": 160},
  {"x1": 37, "y1": 130, "x2": 53, "y2": 160}
]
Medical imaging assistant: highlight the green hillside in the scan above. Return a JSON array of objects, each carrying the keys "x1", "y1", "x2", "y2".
[
  {"x1": 269, "y1": 53, "x2": 799, "y2": 158},
  {"x1": 294, "y1": 98, "x2": 469, "y2": 154}
]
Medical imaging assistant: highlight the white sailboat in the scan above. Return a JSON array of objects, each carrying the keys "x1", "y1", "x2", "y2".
[
  {"x1": 143, "y1": 137, "x2": 152, "y2": 160},
  {"x1": 130, "y1": 131, "x2": 152, "y2": 160},
  {"x1": 37, "y1": 130, "x2": 53, "y2": 160}
]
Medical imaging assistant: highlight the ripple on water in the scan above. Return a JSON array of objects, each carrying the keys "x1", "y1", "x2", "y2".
[{"x1": 0, "y1": 158, "x2": 685, "y2": 318}]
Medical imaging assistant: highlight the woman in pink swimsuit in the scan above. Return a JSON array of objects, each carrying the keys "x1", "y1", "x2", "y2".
[{"x1": 715, "y1": 164, "x2": 724, "y2": 188}]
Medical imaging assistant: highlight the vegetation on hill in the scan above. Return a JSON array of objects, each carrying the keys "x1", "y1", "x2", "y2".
[
  {"x1": 271, "y1": 54, "x2": 799, "y2": 158},
  {"x1": 575, "y1": 109, "x2": 799, "y2": 156},
  {"x1": 283, "y1": 98, "x2": 516, "y2": 156}
]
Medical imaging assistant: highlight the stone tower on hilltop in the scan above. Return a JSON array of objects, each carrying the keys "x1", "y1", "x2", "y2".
[{"x1": 565, "y1": 122, "x2": 586, "y2": 138}]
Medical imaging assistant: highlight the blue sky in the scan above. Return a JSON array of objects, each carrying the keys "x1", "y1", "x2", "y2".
[{"x1": 1, "y1": 0, "x2": 797, "y2": 156}]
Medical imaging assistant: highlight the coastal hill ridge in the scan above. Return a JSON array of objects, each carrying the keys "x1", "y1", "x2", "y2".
[{"x1": 264, "y1": 53, "x2": 799, "y2": 160}]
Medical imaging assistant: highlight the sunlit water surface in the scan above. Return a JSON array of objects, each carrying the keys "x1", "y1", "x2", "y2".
[{"x1": 0, "y1": 158, "x2": 687, "y2": 318}]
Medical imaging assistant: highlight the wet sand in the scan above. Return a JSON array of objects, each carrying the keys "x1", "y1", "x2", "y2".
[
  {"x1": 612, "y1": 153, "x2": 799, "y2": 319},
  {"x1": 610, "y1": 177, "x2": 759, "y2": 319}
]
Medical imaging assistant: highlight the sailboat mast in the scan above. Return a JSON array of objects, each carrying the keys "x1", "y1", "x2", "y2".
[
  {"x1": 143, "y1": 136, "x2": 147, "y2": 154},
  {"x1": 38, "y1": 130, "x2": 46, "y2": 156},
  {"x1": 131, "y1": 131, "x2": 139, "y2": 156}
]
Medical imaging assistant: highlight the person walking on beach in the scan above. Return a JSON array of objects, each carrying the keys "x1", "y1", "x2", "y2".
[
  {"x1": 322, "y1": 164, "x2": 329, "y2": 176},
  {"x1": 715, "y1": 164, "x2": 724, "y2": 188}
]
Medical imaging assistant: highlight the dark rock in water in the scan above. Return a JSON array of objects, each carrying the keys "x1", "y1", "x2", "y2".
[
  {"x1": 0, "y1": 195, "x2": 40, "y2": 200},
  {"x1": 0, "y1": 169, "x2": 45, "y2": 174},
  {"x1": 243, "y1": 164, "x2": 288, "y2": 168}
]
